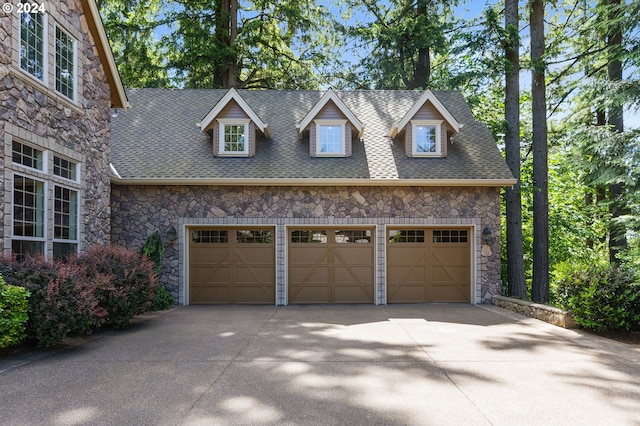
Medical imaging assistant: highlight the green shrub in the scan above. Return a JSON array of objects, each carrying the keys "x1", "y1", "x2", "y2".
[
  {"x1": 75, "y1": 246, "x2": 157, "y2": 328},
  {"x1": 0, "y1": 276, "x2": 30, "y2": 349},
  {"x1": 553, "y1": 260, "x2": 640, "y2": 331},
  {"x1": 140, "y1": 231, "x2": 164, "y2": 274},
  {"x1": 150, "y1": 285, "x2": 174, "y2": 311},
  {"x1": 0, "y1": 256, "x2": 103, "y2": 347}
]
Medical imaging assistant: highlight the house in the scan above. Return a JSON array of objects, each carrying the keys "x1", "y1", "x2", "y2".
[
  {"x1": 109, "y1": 87, "x2": 516, "y2": 305},
  {"x1": 1, "y1": 0, "x2": 128, "y2": 259}
]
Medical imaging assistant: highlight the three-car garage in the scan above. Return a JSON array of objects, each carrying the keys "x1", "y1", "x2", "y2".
[{"x1": 187, "y1": 226, "x2": 473, "y2": 305}]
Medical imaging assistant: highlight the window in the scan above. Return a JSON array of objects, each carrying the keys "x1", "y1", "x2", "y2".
[
  {"x1": 217, "y1": 120, "x2": 249, "y2": 155},
  {"x1": 236, "y1": 230, "x2": 273, "y2": 244},
  {"x1": 12, "y1": 175, "x2": 46, "y2": 259},
  {"x1": 13, "y1": 141, "x2": 44, "y2": 170},
  {"x1": 388, "y1": 230, "x2": 425, "y2": 243},
  {"x1": 291, "y1": 230, "x2": 327, "y2": 243},
  {"x1": 54, "y1": 186, "x2": 78, "y2": 241},
  {"x1": 433, "y1": 230, "x2": 468, "y2": 243},
  {"x1": 192, "y1": 230, "x2": 228, "y2": 244},
  {"x1": 315, "y1": 121, "x2": 346, "y2": 156},
  {"x1": 20, "y1": 12, "x2": 45, "y2": 80},
  {"x1": 54, "y1": 156, "x2": 77, "y2": 181},
  {"x1": 412, "y1": 120, "x2": 443, "y2": 156},
  {"x1": 55, "y1": 27, "x2": 75, "y2": 100},
  {"x1": 335, "y1": 230, "x2": 371, "y2": 244}
]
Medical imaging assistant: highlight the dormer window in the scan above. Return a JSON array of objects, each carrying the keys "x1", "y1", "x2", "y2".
[
  {"x1": 316, "y1": 120, "x2": 346, "y2": 156},
  {"x1": 412, "y1": 120, "x2": 443, "y2": 156},
  {"x1": 218, "y1": 119, "x2": 249, "y2": 156}
]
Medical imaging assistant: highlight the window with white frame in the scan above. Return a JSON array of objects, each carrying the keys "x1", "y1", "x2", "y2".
[
  {"x1": 412, "y1": 120, "x2": 443, "y2": 156},
  {"x1": 218, "y1": 120, "x2": 249, "y2": 155},
  {"x1": 12, "y1": 175, "x2": 46, "y2": 258},
  {"x1": 19, "y1": 11, "x2": 45, "y2": 80},
  {"x1": 315, "y1": 120, "x2": 346, "y2": 156},
  {"x1": 53, "y1": 185, "x2": 78, "y2": 259},
  {"x1": 10, "y1": 140, "x2": 81, "y2": 260},
  {"x1": 55, "y1": 26, "x2": 75, "y2": 100}
]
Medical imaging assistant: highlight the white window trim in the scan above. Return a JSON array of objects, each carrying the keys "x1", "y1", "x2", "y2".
[
  {"x1": 314, "y1": 119, "x2": 347, "y2": 157},
  {"x1": 18, "y1": 12, "x2": 49, "y2": 85},
  {"x1": 217, "y1": 118, "x2": 250, "y2": 156},
  {"x1": 53, "y1": 154, "x2": 80, "y2": 183},
  {"x1": 12, "y1": 140, "x2": 48, "y2": 172},
  {"x1": 52, "y1": 184, "x2": 79, "y2": 244},
  {"x1": 411, "y1": 120, "x2": 443, "y2": 157},
  {"x1": 55, "y1": 25, "x2": 77, "y2": 102},
  {"x1": 11, "y1": 172, "x2": 47, "y2": 242}
]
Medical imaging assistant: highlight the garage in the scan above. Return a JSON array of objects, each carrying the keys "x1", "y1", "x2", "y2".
[
  {"x1": 387, "y1": 228, "x2": 471, "y2": 303},
  {"x1": 288, "y1": 228, "x2": 375, "y2": 304},
  {"x1": 188, "y1": 227, "x2": 275, "y2": 304}
]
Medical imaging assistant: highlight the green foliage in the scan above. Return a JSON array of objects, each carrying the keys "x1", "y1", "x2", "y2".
[
  {"x1": 553, "y1": 260, "x2": 640, "y2": 331},
  {"x1": 0, "y1": 276, "x2": 30, "y2": 349},
  {"x1": 150, "y1": 285, "x2": 175, "y2": 311},
  {"x1": 140, "y1": 231, "x2": 164, "y2": 274},
  {"x1": 0, "y1": 256, "x2": 103, "y2": 347},
  {"x1": 76, "y1": 246, "x2": 158, "y2": 329}
]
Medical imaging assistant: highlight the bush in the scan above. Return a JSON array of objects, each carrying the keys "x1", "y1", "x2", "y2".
[
  {"x1": 0, "y1": 275, "x2": 30, "y2": 349},
  {"x1": 74, "y1": 246, "x2": 157, "y2": 328},
  {"x1": 553, "y1": 260, "x2": 640, "y2": 331},
  {"x1": 150, "y1": 285, "x2": 174, "y2": 311},
  {"x1": 140, "y1": 231, "x2": 164, "y2": 274},
  {"x1": 0, "y1": 256, "x2": 103, "y2": 347}
]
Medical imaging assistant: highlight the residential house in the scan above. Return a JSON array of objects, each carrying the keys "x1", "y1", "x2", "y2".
[
  {"x1": 109, "y1": 88, "x2": 516, "y2": 305},
  {"x1": 1, "y1": 0, "x2": 128, "y2": 259}
]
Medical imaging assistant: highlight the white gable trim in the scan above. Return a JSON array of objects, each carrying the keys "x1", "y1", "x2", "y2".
[
  {"x1": 390, "y1": 89, "x2": 460, "y2": 138},
  {"x1": 199, "y1": 87, "x2": 270, "y2": 137},
  {"x1": 297, "y1": 88, "x2": 365, "y2": 139}
]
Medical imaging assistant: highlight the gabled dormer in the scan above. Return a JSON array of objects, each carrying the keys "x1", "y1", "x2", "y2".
[
  {"x1": 390, "y1": 90, "x2": 461, "y2": 158},
  {"x1": 297, "y1": 88, "x2": 364, "y2": 158},
  {"x1": 199, "y1": 88, "x2": 270, "y2": 157}
]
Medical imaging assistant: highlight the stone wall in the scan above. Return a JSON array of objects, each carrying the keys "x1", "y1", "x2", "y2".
[
  {"x1": 111, "y1": 185, "x2": 503, "y2": 304},
  {"x1": 0, "y1": 0, "x2": 113, "y2": 253}
]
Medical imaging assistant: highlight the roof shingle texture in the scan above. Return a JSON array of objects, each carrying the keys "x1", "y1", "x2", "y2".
[{"x1": 110, "y1": 89, "x2": 514, "y2": 182}]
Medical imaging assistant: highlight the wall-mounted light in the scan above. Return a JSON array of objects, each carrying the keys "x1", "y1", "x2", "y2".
[
  {"x1": 482, "y1": 227, "x2": 493, "y2": 245},
  {"x1": 166, "y1": 226, "x2": 178, "y2": 243}
]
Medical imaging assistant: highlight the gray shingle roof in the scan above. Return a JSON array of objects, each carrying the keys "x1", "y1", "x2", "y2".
[{"x1": 110, "y1": 88, "x2": 515, "y2": 184}]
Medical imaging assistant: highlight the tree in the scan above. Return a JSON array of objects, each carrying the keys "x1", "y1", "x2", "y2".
[
  {"x1": 98, "y1": 0, "x2": 171, "y2": 88},
  {"x1": 163, "y1": 0, "x2": 335, "y2": 89},
  {"x1": 530, "y1": 0, "x2": 549, "y2": 303},
  {"x1": 504, "y1": 0, "x2": 526, "y2": 298}
]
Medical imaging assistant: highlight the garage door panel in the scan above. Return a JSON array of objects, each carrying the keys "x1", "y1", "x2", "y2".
[
  {"x1": 387, "y1": 228, "x2": 471, "y2": 303},
  {"x1": 288, "y1": 228, "x2": 374, "y2": 304},
  {"x1": 189, "y1": 228, "x2": 275, "y2": 304}
]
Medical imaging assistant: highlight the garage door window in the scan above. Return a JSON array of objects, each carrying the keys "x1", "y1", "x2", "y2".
[
  {"x1": 236, "y1": 230, "x2": 273, "y2": 243},
  {"x1": 433, "y1": 230, "x2": 468, "y2": 243},
  {"x1": 388, "y1": 230, "x2": 425, "y2": 243},
  {"x1": 291, "y1": 230, "x2": 327, "y2": 243},
  {"x1": 192, "y1": 230, "x2": 228, "y2": 243},
  {"x1": 335, "y1": 229, "x2": 371, "y2": 243}
]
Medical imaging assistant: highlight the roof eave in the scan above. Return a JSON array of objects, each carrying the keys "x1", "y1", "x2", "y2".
[
  {"x1": 110, "y1": 176, "x2": 518, "y2": 187},
  {"x1": 199, "y1": 87, "x2": 268, "y2": 134},
  {"x1": 396, "y1": 89, "x2": 460, "y2": 135}
]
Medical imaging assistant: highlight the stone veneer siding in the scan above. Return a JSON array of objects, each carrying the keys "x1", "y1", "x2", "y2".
[
  {"x1": 111, "y1": 185, "x2": 502, "y2": 305},
  {"x1": 0, "y1": 0, "x2": 113, "y2": 254}
]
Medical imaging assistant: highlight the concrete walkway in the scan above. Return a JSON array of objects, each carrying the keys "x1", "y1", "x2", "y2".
[{"x1": 1, "y1": 304, "x2": 639, "y2": 426}]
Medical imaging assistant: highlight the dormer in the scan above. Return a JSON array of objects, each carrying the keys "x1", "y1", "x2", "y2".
[
  {"x1": 389, "y1": 90, "x2": 461, "y2": 158},
  {"x1": 199, "y1": 88, "x2": 270, "y2": 157},
  {"x1": 297, "y1": 88, "x2": 364, "y2": 158}
]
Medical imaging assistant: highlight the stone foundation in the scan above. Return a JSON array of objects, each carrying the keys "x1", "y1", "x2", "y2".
[{"x1": 493, "y1": 295, "x2": 579, "y2": 329}]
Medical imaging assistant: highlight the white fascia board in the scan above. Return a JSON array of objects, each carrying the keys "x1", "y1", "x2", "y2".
[
  {"x1": 396, "y1": 90, "x2": 460, "y2": 135},
  {"x1": 199, "y1": 87, "x2": 268, "y2": 135},
  {"x1": 298, "y1": 88, "x2": 365, "y2": 139},
  {"x1": 110, "y1": 176, "x2": 518, "y2": 187}
]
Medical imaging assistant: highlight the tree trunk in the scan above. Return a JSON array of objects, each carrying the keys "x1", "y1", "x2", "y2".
[
  {"x1": 504, "y1": 0, "x2": 526, "y2": 298},
  {"x1": 530, "y1": 0, "x2": 549, "y2": 303},
  {"x1": 606, "y1": 0, "x2": 627, "y2": 264},
  {"x1": 411, "y1": 0, "x2": 431, "y2": 89}
]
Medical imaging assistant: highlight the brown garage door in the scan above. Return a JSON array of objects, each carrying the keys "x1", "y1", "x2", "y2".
[
  {"x1": 387, "y1": 228, "x2": 471, "y2": 303},
  {"x1": 189, "y1": 228, "x2": 275, "y2": 304},
  {"x1": 288, "y1": 228, "x2": 374, "y2": 304}
]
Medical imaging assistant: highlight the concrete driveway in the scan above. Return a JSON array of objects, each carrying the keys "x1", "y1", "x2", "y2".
[{"x1": 1, "y1": 304, "x2": 639, "y2": 426}]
